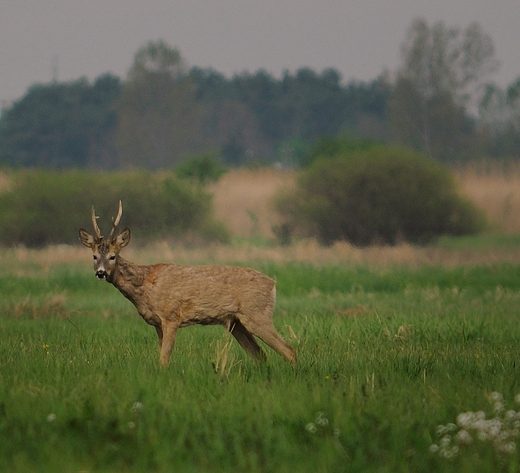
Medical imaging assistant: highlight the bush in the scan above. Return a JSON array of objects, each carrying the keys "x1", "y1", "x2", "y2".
[
  {"x1": 174, "y1": 152, "x2": 228, "y2": 185},
  {"x1": 275, "y1": 145, "x2": 485, "y2": 246},
  {"x1": 0, "y1": 170, "x2": 230, "y2": 247},
  {"x1": 302, "y1": 136, "x2": 382, "y2": 168}
]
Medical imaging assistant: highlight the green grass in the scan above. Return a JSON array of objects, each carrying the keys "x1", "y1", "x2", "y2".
[
  {"x1": 437, "y1": 233, "x2": 520, "y2": 250},
  {"x1": 1, "y1": 255, "x2": 520, "y2": 472}
]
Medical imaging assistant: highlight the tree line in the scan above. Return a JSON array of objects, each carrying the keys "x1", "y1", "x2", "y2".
[{"x1": 0, "y1": 18, "x2": 518, "y2": 170}]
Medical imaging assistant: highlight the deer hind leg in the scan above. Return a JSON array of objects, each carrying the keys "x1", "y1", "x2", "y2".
[
  {"x1": 154, "y1": 325, "x2": 163, "y2": 346},
  {"x1": 229, "y1": 320, "x2": 267, "y2": 362},
  {"x1": 240, "y1": 317, "x2": 296, "y2": 363},
  {"x1": 159, "y1": 321, "x2": 178, "y2": 366}
]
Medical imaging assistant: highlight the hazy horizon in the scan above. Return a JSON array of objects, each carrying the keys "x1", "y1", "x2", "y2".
[{"x1": 1, "y1": 1, "x2": 519, "y2": 105}]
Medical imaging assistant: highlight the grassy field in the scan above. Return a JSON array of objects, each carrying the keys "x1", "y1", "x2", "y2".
[{"x1": 2, "y1": 242, "x2": 520, "y2": 472}]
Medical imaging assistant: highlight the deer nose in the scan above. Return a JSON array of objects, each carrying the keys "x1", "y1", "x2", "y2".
[{"x1": 95, "y1": 270, "x2": 108, "y2": 279}]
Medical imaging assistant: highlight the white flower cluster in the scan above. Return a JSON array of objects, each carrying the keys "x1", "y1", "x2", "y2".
[
  {"x1": 430, "y1": 392, "x2": 520, "y2": 459},
  {"x1": 305, "y1": 411, "x2": 341, "y2": 438},
  {"x1": 128, "y1": 401, "x2": 144, "y2": 430}
]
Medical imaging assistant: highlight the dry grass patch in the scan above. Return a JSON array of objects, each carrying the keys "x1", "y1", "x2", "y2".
[
  {"x1": 209, "y1": 167, "x2": 294, "y2": 238},
  {"x1": 458, "y1": 164, "x2": 520, "y2": 234},
  {"x1": 165, "y1": 240, "x2": 520, "y2": 267},
  {"x1": 0, "y1": 171, "x2": 10, "y2": 192},
  {"x1": 6, "y1": 240, "x2": 520, "y2": 273}
]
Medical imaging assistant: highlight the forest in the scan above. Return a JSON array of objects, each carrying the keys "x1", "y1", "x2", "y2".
[{"x1": 0, "y1": 18, "x2": 519, "y2": 170}]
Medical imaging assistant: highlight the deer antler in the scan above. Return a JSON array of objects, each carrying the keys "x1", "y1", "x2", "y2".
[
  {"x1": 91, "y1": 206, "x2": 103, "y2": 240},
  {"x1": 108, "y1": 200, "x2": 123, "y2": 241}
]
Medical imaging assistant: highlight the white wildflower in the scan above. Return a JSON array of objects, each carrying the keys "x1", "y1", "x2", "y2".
[
  {"x1": 488, "y1": 419, "x2": 502, "y2": 438},
  {"x1": 433, "y1": 392, "x2": 520, "y2": 460},
  {"x1": 497, "y1": 442, "x2": 516, "y2": 454},
  {"x1": 457, "y1": 412, "x2": 474, "y2": 428},
  {"x1": 436, "y1": 425, "x2": 448, "y2": 436},
  {"x1": 315, "y1": 412, "x2": 329, "y2": 426},
  {"x1": 441, "y1": 449, "x2": 452, "y2": 459},
  {"x1": 305, "y1": 422, "x2": 317, "y2": 434},
  {"x1": 455, "y1": 429, "x2": 473, "y2": 445},
  {"x1": 491, "y1": 392, "x2": 503, "y2": 402}
]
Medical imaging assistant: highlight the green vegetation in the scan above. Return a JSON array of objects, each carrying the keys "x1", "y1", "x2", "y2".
[
  {"x1": 1, "y1": 251, "x2": 520, "y2": 472},
  {"x1": 437, "y1": 233, "x2": 520, "y2": 250},
  {"x1": 0, "y1": 170, "x2": 229, "y2": 246},
  {"x1": 174, "y1": 152, "x2": 228, "y2": 185},
  {"x1": 302, "y1": 136, "x2": 382, "y2": 168},
  {"x1": 275, "y1": 144, "x2": 485, "y2": 246}
]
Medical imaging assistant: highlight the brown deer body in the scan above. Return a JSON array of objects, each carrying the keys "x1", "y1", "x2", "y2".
[{"x1": 79, "y1": 202, "x2": 296, "y2": 366}]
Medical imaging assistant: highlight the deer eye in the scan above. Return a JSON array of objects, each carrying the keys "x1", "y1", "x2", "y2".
[
  {"x1": 109, "y1": 255, "x2": 116, "y2": 261},
  {"x1": 93, "y1": 255, "x2": 97, "y2": 260}
]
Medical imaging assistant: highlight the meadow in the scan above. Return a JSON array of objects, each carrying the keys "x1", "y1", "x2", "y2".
[
  {"x1": 1, "y1": 241, "x2": 520, "y2": 473},
  {"x1": 2, "y1": 165, "x2": 520, "y2": 472}
]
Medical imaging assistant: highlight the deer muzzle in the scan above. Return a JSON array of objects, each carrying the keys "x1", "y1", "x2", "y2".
[{"x1": 95, "y1": 269, "x2": 108, "y2": 280}]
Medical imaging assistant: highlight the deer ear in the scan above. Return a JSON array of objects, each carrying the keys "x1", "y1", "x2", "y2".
[
  {"x1": 79, "y1": 228, "x2": 95, "y2": 248},
  {"x1": 116, "y1": 228, "x2": 131, "y2": 248}
]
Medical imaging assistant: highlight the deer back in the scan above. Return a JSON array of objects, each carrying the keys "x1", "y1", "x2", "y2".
[{"x1": 114, "y1": 262, "x2": 276, "y2": 328}]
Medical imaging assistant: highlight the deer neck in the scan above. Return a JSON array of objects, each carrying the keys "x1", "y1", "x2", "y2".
[{"x1": 108, "y1": 257, "x2": 147, "y2": 297}]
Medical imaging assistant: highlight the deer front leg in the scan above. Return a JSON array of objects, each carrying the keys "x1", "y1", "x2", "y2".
[{"x1": 159, "y1": 321, "x2": 178, "y2": 366}]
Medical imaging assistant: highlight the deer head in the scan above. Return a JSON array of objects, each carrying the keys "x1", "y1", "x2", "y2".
[{"x1": 79, "y1": 200, "x2": 131, "y2": 280}]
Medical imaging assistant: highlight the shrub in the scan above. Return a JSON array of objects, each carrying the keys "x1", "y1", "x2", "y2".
[
  {"x1": 174, "y1": 152, "x2": 228, "y2": 185},
  {"x1": 275, "y1": 145, "x2": 486, "y2": 246},
  {"x1": 0, "y1": 170, "x2": 230, "y2": 247},
  {"x1": 302, "y1": 136, "x2": 382, "y2": 168}
]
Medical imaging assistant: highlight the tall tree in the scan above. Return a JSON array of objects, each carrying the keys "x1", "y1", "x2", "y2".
[
  {"x1": 479, "y1": 78, "x2": 520, "y2": 158},
  {"x1": 388, "y1": 18, "x2": 498, "y2": 160},
  {"x1": 0, "y1": 75, "x2": 121, "y2": 168},
  {"x1": 116, "y1": 41, "x2": 202, "y2": 169},
  {"x1": 398, "y1": 18, "x2": 497, "y2": 109}
]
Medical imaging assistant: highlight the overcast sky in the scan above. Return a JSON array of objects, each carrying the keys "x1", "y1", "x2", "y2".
[{"x1": 1, "y1": 1, "x2": 519, "y2": 106}]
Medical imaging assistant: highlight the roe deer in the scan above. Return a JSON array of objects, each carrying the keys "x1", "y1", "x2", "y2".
[{"x1": 79, "y1": 201, "x2": 296, "y2": 366}]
